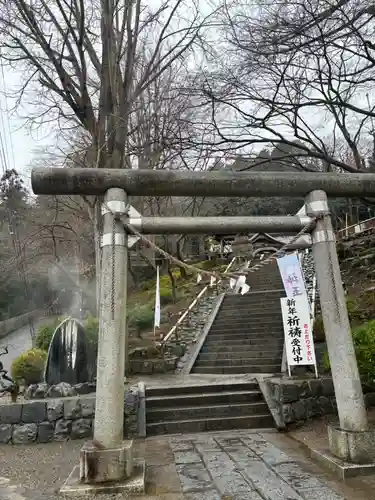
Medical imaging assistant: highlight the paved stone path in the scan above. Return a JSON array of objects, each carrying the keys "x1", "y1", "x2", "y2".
[
  {"x1": 169, "y1": 432, "x2": 345, "y2": 500},
  {"x1": 1, "y1": 429, "x2": 371, "y2": 499}
]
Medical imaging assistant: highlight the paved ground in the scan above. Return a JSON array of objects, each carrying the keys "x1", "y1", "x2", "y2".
[
  {"x1": 0, "y1": 318, "x2": 51, "y2": 373},
  {"x1": 290, "y1": 412, "x2": 375, "y2": 499},
  {"x1": 1, "y1": 429, "x2": 373, "y2": 499}
]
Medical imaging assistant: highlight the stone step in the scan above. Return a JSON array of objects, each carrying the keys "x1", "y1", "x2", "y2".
[
  {"x1": 223, "y1": 295, "x2": 284, "y2": 304},
  {"x1": 211, "y1": 319, "x2": 283, "y2": 328},
  {"x1": 216, "y1": 311, "x2": 283, "y2": 319},
  {"x1": 207, "y1": 332, "x2": 284, "y2": 340},
  {"x1": 203, "y1": 338, "x2": 284, "y2": 348},
  {"x1": 190, "y1": 364, "x2": 281, "y2": 374},
  {"x1": 145, "y1": 381, "x2": 259, "y2": 398},
  {"x1": 195, "y1": 356, "x2": 280, "y2": 367},
  {"x1": 146, "y1": 414, "x2": 275, "y2": 436},
  {"x1": 146, "y1": 389, "x2": 263, "y2": 409},
  {"x1": 206, "y1": 333, "x2": 284, "y2": 342},
  {"x1": 218, "y1": 304, "x2": 284, "y2": 312},
  {"x1": 198, "y1": 349, "x2": 283, "y2": 358},
  {"x1": 147, "y1": 401, "x2": 269, "y2": 423},
  {"x1": 211, "y1": 323, "x2": 283, "y2": 330}
]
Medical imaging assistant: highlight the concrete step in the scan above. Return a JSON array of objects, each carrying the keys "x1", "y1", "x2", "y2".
[
  {"x1": 195, "y1": 356, "x2": 281, "y2": 367},
  {"x1": 203, "y1": 338, "x2": 284, "y2": 348},
  {"x1": 147, "y1": 401, "x2": 269, "y2": 423},
  {"x1": 146, "y1": 389, "x2": 263, "y2": 408},
  {"x1": 191, "y1": 364, "x2": 281, "y2": 374},
  {"x1": 146, "y1": 414, "x2": 275, "y2": 436},
  {"x1": 198, "y1": 350, "x2": 283, "y2": 360},
  {"x1": 145, "y1": 381, "x2": 259, "y2": 398}
]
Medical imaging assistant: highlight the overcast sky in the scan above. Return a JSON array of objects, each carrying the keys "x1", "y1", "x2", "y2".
[{"x1": 1, "y1": 66, "x2": 56, "y2": 186}]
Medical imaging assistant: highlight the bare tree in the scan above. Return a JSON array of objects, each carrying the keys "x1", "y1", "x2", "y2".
[
  {"x1": 199, "y1": 0, "x2": 375, "y2": 174},
  {"x1": 0, "y1": 0, "x2": 218, "y2": 305}
]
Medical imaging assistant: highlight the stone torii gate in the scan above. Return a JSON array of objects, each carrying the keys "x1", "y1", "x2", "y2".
[{"x1": 31, "y1": 167, "x2": 375, "y2": 493}]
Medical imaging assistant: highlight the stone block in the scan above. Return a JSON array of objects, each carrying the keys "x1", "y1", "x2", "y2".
[
  {"x1": 291, "y1": 400, "x2": 306, "y2": 421},
  {"x1": 130, "y1": 360, "x2": 142, "y2": 374},
  {"x1": 269, "y1": 382, "x2": 282, "y2": 402},
  {"x1": 0, "y1": 424, "x2": 12, "y2": 443},
  {"x1": 71, "y1": 418, "x2": 92, "y2": 439},
  {"x1": 124, "y1": 389, "x2": 138, "y2": 415},
  {"x1": 328, "y1": 425, "x2": 375, "y2": 464},
  {"x1": 304, "y1": 397, "x2": 319, "y2": 418},
  {"x1": 308, "y1": 379, "x2": 322, "y2": 397},
  {"x1": 153, "y1": 359, "x2": 167, "y2": 374},
  {"x1": 0, "y1": 403, "x2": 22, "y2": 424},
  {"x1": 79, "y1": 440, "x2": 133, "y2": 483},
  {"x1": 321, "y1": 377, "x2": 334, "y2": 397},
  {"x1": 37, "y1": 421, "x2": 55, "y2": 443},
  {"x1": 365, "y1": 392, "x2": 375, "y2": 408},
  {"x1": 54, "y1": 419, "x2": 72, "y2": 441},
  {"x1": 22, "y1": 401, "x2": 47, "y2": 423},
  {"x1": 12, "y1": 423, "x2": 37, "y2": 444},
  {"x1": 139, "y1": 361, "x2": 153, "y2": 375},
  {"x1": 282, "y1": 404, "x2": 294, "y2": 424},
  {"x1": 64, "y1": 398, "x2": 82, "y2": 419},
  {"x1": 165, "y1": 357, "x2": 178, "y2": 371},
  {"x1": 47, "y1": 382, "x2": 77, "y2": 398},
  {"x1": 24, "y1": 382, "x2": 48, "y2": 399},
  {"x1": 81, "y1": 398, "x2": 95, "y2": 418},
  {"x1": 317, "y1": 396, "x2": 333, "y2": 415},
  {"x1": 47, "y1": 399, "x2": 64, "y2": 421},
  {"x1": 281, "y1": 381, "x2": 308, "y2": 403},
  {"x1": 74, "y1": 382, "x2": 96, "y2": 395}
]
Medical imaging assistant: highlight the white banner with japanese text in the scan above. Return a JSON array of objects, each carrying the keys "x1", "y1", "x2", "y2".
[
  {"x1": 276, "y1": 253, "x2": 307, "y2": 298},
  {"x1": 280, "y1": 296, "x2": 317, "y2": 369}
]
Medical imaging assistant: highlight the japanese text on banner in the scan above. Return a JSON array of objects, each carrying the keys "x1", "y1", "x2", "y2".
[
  {"x1": 280, "y1": 296, "x2": 316, "y2": 367},
  {"x1": 276, "y1": 254, "x2": 307, "y2": 298}
]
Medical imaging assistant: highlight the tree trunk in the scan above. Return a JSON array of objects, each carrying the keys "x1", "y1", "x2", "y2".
[
  {"x1": 167, "y1": 262, "x2": 177, "y2": 303},
  {"x1": 176, "y1": 237, "x2": 188, "y2": 279}
]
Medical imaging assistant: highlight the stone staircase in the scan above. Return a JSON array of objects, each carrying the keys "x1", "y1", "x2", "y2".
[
  {"x1": 145, "y1": 381, "x2": 274, "y2": 435},
  {"x1": 190, "y1": 290, "x2": 285, "y2": 374},
  {"x1": 145, "y1": 257, "x2": 285, "y2": 436},
  {"x1": 190, "y1": 259, "x2": 285, "y2": 375}
]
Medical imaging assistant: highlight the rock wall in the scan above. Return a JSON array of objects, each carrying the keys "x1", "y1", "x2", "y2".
[
  {"x1": 264, "y1": 377, "x2": 375, "y2": 427},
  {"x1": 0, "y1": 387, "x2": 139, "y2": 445},
  {"x1": 0, "y1": 310, "x2": 45, "y2": 339}
]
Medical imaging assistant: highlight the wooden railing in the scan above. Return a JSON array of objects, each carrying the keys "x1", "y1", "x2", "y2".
[{"x1": 161, "y1": 257, "x2": 238, "y2": 345}]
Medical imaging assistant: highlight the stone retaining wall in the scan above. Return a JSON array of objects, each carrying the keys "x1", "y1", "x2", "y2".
[
  {"x1": 0, "y1": 387, "x2": 139, "y2": 445},
  {"x1": 0, "y1": 310, "x2": 45, "y2": 339},
  {"x1": 263, "y1": 376, "x2": 375, "y2": 427}
]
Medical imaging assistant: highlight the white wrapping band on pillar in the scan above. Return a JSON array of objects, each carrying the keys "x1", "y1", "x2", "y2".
[
  {"x1": 101, "y1": 233, "x2": 126, "y2": 247},
  {"x1": 311, "y1": 229, "x2": 336, "y2": 244},
  {"x1": 306, "y1": 199, "x2": 329, "y2": 215},
  {"x1": 101, "y1": 200, "x2": 128, "y2": 216}
]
